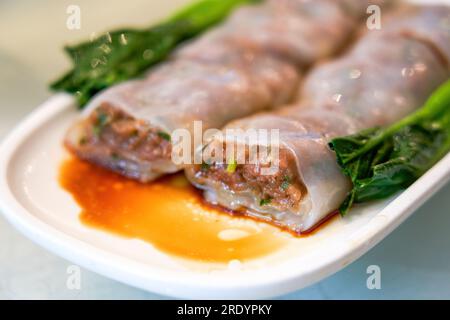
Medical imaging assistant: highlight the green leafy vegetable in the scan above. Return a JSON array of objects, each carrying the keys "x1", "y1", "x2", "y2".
[
  {"x1": 330, "y1": 80, "x2": 450, "y2": 216},
  {"x1": 51, "y1": 0, "x2": 259, "y2": 107}
]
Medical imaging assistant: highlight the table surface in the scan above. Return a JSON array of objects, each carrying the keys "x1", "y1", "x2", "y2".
[{"x1": 1, "y1": 0, "x2": 450, "y2": 300}]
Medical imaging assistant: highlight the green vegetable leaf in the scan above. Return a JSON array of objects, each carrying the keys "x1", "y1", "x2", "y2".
[
  {"x1": 51, "y1": 0, "x2": 260, "y2": 108},
  {"x1": 330, "y1": 80, "x2": 450, "y2": 216}
]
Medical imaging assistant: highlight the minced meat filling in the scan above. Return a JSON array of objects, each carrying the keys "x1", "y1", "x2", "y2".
[
  {"x1": 194, "y1": 149, "x2": 306, "y2": 211},
  {"x1": 77, "y1": 104, "x2": 172, "y2": 162}
]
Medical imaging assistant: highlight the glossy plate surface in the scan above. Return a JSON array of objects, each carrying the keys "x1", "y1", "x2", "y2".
[{"x1": 1, "y1": 0, "x2": 450, "y2": 299}]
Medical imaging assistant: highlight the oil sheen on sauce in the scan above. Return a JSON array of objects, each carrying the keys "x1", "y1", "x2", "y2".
[{"x1": 59, "y1": 158, "x2": 286, "y2": 263}]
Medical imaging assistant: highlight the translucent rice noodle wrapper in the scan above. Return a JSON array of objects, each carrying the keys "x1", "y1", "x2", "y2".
[
  {"x1": 65, "y1": 0, "x2": 374, "y2": 181},
  {"x1": 186, "y1": 5, "x2": 450, "y2": 233}
]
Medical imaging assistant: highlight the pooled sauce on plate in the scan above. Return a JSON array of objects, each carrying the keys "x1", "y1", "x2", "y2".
[{"x1": 59, "y1": 157, "x2": 286, "y2": 263}]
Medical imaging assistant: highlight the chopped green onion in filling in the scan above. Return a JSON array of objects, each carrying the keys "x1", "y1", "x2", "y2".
[
  {"x1": 93, "y1": 112, "x2": 110, "y2": 137},
  {"x1": 280, "y1": 175, "x2": 291, "y2": 191},
  {"x1": 259, "y1": 198, "x2": 272, "y2": 206},
  {"x1": 157, "y1": 131, "x2": 171, "y2": 142},
  {"x1": 226, "y1": 158, "x2": 237, "y2": 173}
]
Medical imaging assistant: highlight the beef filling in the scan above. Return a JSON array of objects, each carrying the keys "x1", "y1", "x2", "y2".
[
  {"x1": 194, "y1": 148, "x2": 306, "y2": 211},
  {"x1": 74, "y1": 104, "x2": 172, "y2": 163}
]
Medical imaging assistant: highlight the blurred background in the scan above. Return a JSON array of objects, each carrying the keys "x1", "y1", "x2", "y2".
[{"x1": 0, "y1": 0, "x2": 450, "y2": 299}]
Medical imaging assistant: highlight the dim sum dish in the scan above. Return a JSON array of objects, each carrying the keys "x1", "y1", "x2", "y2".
[{"x1": 0, "y1": 0, "x2": 449, "y2": 298}]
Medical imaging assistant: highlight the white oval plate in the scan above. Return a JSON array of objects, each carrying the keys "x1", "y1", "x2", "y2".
[{"x1": 1, "y1": 93, "x2": 449, "y2": 299}]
